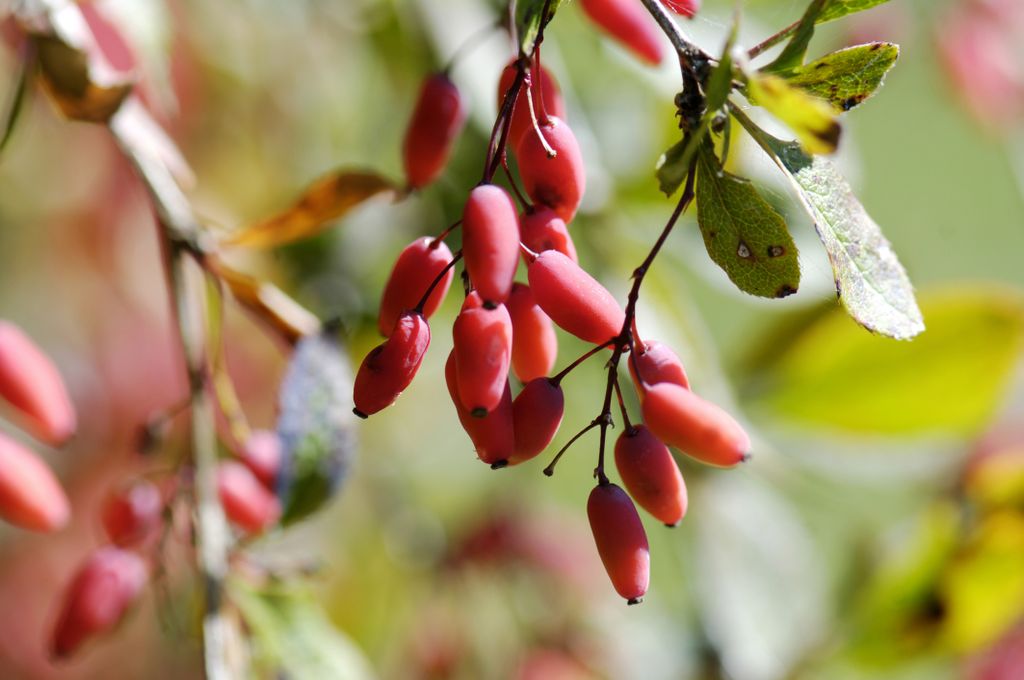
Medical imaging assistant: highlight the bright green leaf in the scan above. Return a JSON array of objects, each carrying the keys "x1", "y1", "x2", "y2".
[
  {"x1": 226, "y1": 169, "x2": 396, "y2": 249},
  {"x1": 230, "y1": 579, "x2": 374, "y2": 680},
  {"x1": 749, "y1": 289, "x2": 1024, "y2": 435},
  {"x1": 276, "y1": 331, "x2": 357, "y2": 525},
  {"x1": 747, "y1": 73, "x2": 841, "y2": 154},
  {"x1": 695, "y1": 143, "x2": 800, "y2": 298},
  {"x1": 765, "y1": 0, "x2": 827, "y2": 72},
  {"x1": 777, "y1": 42, "x2": 900, "y2": 111},
  {"x1": 819, "y1": 0, "x2": 891, "y2": 24},
  {"x1": 748, "y1": 125, "x2": 923, "y2": 339}
]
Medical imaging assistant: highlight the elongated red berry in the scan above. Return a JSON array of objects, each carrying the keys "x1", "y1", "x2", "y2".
[
  {"x1": 511, "y1": 378, "x2": 564, "y2": 465},
  {"x1": 378, "y1": 237, "x2": 455, "y2": 336},
  {"x1": 403, "y1": 73, "x2": 467, "y2": 189},
  {"x1": 579, "y1": 0, "x2": 665, "y2": 65},
  {"x1": 641, "y1": 383, "x2": 750, "y2": 467},
  {"x1": 520, "y1": 208, "x2": 578, "y2": 264},
  {"x1": 101, "y1": 480, "x2": 163, "y2": 546},
  {"x1": 662, "y1": 0, "x2": 700, "y2": 18},
  {"x1": 0, "y1": 321, "x2": 77, "y2": 446},
  {"x1": 217, "y1": 461, "x2": 280, "y2": 534},
  {"x1": 587, "y1": 483, "x2": 649, "y2": 603},
  {"x1": 628, "y1": 340, "x2": 689, "y2": 395},
  {"x1": 238, "y1": 429, "x2": 282, "y2": 488},
  {"x1": 445, "y1": 351, "x2": 514, "y2": 467},
  {"x1": 0, "y1": 431, "x2": 69, "y2": 532},
  {"x1": 354, "y1": 312, "x2": 431, "y2": 417},
  {"x1": 508, "y1": 283, "x2": 558, "y2": 383},
  {"x1": 614, "y1": 425, "x2": 687, "y2": 526},
  {"x1": 497, "y1": 59, "x2": 567, "y2": 148},
  {"x1": 453, "y1": 293, "x2": 513, "y2": 416},
  {"x1": 517, "y1": 116, "x2": 586, "y2": 224},
  {"x1": 462, "y1": 185, "x2": 520, "y2": 304},
  {"x1": 50, "y1": 547, "x2": 148, "y2": 659},
  {"x1": 527, "y1": 250, "x2": 624, "y2": 345}
]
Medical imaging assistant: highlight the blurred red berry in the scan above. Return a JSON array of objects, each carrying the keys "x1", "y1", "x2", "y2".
[
  {"x1": 101, "y1": 480, "x2": 163, "y2": 546},
  {"x1": 403, "y1": 73, "x2": 467, "y2": 189},
  {"x1": 0, "y1": 431, "x2": 70, "y2": 532},
  {"x1": 217, "y1": 461, "x2": 280, "y2": 534},
  {"x1": 579, "y1": 0, "x2": 665, "y2": 65}
]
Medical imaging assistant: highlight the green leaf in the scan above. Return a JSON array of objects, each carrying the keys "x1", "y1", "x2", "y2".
[
  {"x1": 765, "y1": 0, "x2": 828, "y2": 72},
  {"x1": 747, "y1": 73, "x2": 841, "y2": 154},
  {"x1": 819, "y1": 0, "x2": 891, "y2": 24},
  {"x1": 704, "y1": 13, "x2": 739, "y2": 112},
  {"x1": 777, "y1": 43, "x2": 899, "y2": 111},
  {"x1": 749, "y1": 289, "x2": 1024, "y2": 435},
  {"x1": 747, "y1": 123, "x2": 923, "y2": 339},
  {"x1": 695, "y1": 143, "x2": 800, "y2": 298},
  {"x1": 230, "y1": 579, "x2": 374, "y2": 680},
  {"x1": 517, "y1": 0, "x2": 562, "y2": 55},
  {"x1": 656, "y1": 135, "x2": 699, "y2": 197},
  {"x1": 276, "y1": 330, "x2": 357, "y2": 525}
]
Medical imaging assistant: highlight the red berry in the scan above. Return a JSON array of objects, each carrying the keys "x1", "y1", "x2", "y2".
[
  {"x1": 378, "y1": 237, "x2": 455, "y2": 336},
  {"x1": 508, "y1": 283, "x2": 558, "y2": 383},
  {"x1": 614, "y1": 425, "x2": 688, "y2": 526},
  {"x1": 579, "y1": 0, "x2": 666, "y2": 65},
  {"x1": 0, "y1": 321, "x2": 77, "y2": 446},
  {"x1": 50, "y1": 547, "x2": 148, "y2": 659},
  {"x1": 0, "y1": 431, "x2": 70, "y2": 532},
  {"x1": 462, "y1": 184, "x2": 521, "y2": 305},
  {"x1": 445, "y1": 351, "x2": 514, "y2": 466},
  {"x1": 217, "y1": 461, "x2": 281, "y2": 534},
  {"x1": 517, "y1": 116, "x2": 586, "y2": 224},
  {"x1": 497, "y1": 59, "x2": 567, "y2": 148},
  {"x1": 641, "y1": 383, "x2": 750, "y2": 467},
  {"x1": 511, "y1": 378, "x2": 564, "y2": 465},
  {"x1": 662, "y1": 0, "x2": 700, "y2": 18},
  {"x1": 101, "y1": 480, "x2": 163, "y2": 546},
  {"x1": 587, "y1": 483, "x2": 650, "y2": 603},
  {"x1": 453, "y1": 294, "x2": 513, "y2": 416},
  {"x1": 520, "y1": 207, "x2": 578, "y2": 264},
  {"x1": 527, "y1": 250, "x2": 625, "y2": 345},
  {"x1": 353, "y1": 311, "x2": 431, "y2": 417},
  {"x1": 402, "y1": 73, "x2": 467, "y2": 189},
  {"x1": 628, "y1": 340, "x2": 690, "y2": 394},
  {"x1": 238, "y1": 429, "x2": 282, "y2": 488}
]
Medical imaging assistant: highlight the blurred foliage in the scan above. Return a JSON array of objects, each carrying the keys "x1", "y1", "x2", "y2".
[{"x1": 1, "y1": 0, "x2": 1024, "y2": 679}]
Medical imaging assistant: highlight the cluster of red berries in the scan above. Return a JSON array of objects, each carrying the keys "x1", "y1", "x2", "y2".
[{"x1": 353, "y1": 2, "x2": 751, "y2": 605}]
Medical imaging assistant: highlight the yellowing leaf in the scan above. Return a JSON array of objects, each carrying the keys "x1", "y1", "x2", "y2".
[
  {"x1": 747, "y1": 73, "x2": 841, "y2": 154},
  {"x1": 217, "y1": 264, "x2": 321, "y2": 344},
  {"x1": 777, "y1": 43, "x2": 900, "y2": 112},
  {"x1": 35, "y1": 35, "x2": 132, "y2": 123},
  {"x1": 749, "y1": 289, "x2": 1024, "y2": 436},
  {"x1": 226, "y1": 170, "x2": 396, "y2": 249}
]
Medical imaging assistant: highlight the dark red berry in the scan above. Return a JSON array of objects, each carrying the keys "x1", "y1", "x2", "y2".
[
  {"x1": 579, "y1": 0, "x2": 666, "y2": 65},
  {"x1": 403, "y1": 73, "x2": 467, "y2": 189},
  {"x1": 516, "y1": 116, "x2": 586, "y2": 224},
  {"x1": 641, "y1": 383, "x2": 750, "y2": 467},
  {"x1": 453, "y1": 293, "x2": 513, "y2": 416},
  {"x1": 101, "y1": 480, "x2": 163, "y2": 546},
  {"x1": 445, "y1": 351, "x2": 514, "y2": 466},
  {"x1": 614, "y1": 425, "x2": 688, "y2": 526},
  {"x1": 520, "y1": 207, "x2": 578, "y2": 264},
  {"x1": 587, "y1": 483, "x2": 650, "y2": 603},
  {"x1": 527, "y1": 250, "x2": 625, "y2": 345},
  {"x1": 378, "y1": 237, "x2": 455, "y2": 336},
  {"x1": 462, "y1": 184, "x2": 520, "y2": 305},
  {"x1": 353, "y1": 311, "x2": 431, "y2": 417},
  {"x1": 508, "y1": 283, "x2": 558, "y2": 383},
  {"x1": 511, "y1": 378, "x2": 564, "y2": 465}
]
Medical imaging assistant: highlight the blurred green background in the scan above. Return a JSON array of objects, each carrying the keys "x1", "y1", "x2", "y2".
[{"x1": 1, "y1": 0, "x2": 1023, "y2": 678}]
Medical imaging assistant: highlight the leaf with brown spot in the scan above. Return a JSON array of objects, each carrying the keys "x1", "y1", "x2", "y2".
[
  {"x1": 226, "y1": 170, "x2": 397, "y2": 249},
  {"x1": 695, "y1": 143, "x2": 800, "y2": 299},
  {"x1": 776, "y1": 43, "x2": 899, "y2": 112}
]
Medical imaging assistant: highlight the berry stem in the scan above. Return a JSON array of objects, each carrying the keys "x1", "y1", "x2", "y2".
[
  {"x1": 413, "y1": 250, "x2": 464, "y2": 314},
  {"x1": 747, "y1": 19, "x2": 801, "y2": 60},
  {"x1": 612, "y1": 374, "x2": 633, "y2": 431},
  {"x1": 552, "y1": 340, "x2": 614, "y2": 385},
  {"x1": 543, "y1": 418, "x2": 601, "y2": 477},
  {"x1": 501, "y1": 157, "x2": 531, "y2": 209},
  {"x1": 430, "y1": 219, "x2": 462, "y2": 247}
]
